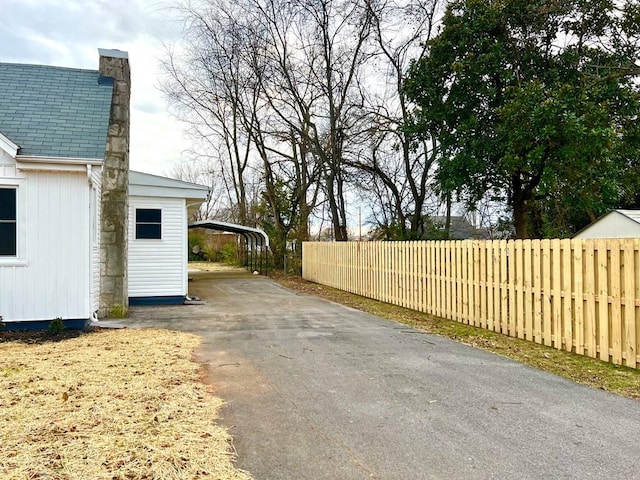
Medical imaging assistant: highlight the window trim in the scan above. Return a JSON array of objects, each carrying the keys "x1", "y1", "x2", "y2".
[
  {"x1": 0, "y1": 187, "x2": 17, "y2": 256},
  {"x1": 135, "y1": 208, "x2": 162, "y2": 240},
  {"x1": 0, "y1": 179, "x2": 27, "y2": 266}
]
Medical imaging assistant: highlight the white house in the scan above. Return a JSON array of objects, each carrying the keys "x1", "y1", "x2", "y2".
[
  {"x1": 0, "y1": 51, "x2": 208, "y2": 329},
  {"x1": 574, "y1": 210, "x2": 640, "y2": 239}
]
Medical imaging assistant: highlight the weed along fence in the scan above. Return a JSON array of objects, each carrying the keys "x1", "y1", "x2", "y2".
[{"x1": 302, "y1": 240, "x2": 640, "y2": 369}]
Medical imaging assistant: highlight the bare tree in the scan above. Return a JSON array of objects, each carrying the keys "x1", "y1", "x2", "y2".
[
  {"x1": 350, "y1": 0, "x2": 444, "y2": 239},
  {"x1": 161, "y1": 0, "x2": 446, "y2": 254},
  {"x1": 244, "y1": 0, "x2": 376, "y2": 241},
  {"x1": 160, "y1": 0, "x2": 260, "y2": 225},
  {"x1": 168, "y1": 158, "x2": 225, "y2": 221}
]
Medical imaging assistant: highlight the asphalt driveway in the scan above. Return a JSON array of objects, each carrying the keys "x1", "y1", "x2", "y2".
[{"x1": 124, "y1": 271, "x2": 640, "y2": 479}]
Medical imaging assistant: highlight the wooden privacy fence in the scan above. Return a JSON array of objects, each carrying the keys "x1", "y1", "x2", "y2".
[{"x1": 302, "y1": 239, "x2": 640, "y2": 369}]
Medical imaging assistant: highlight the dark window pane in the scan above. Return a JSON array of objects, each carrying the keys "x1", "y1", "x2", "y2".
[
  {"x1": 136, "y1": 223, "x2": 161, "y2": 239},
  {"x1": 0, "y1": 189, "x2": 16, "y2": 220},
  {"x1": 0, "y1": 223, "x2": 16, "y2": 255},
  {"x1": 136, "y1": 209, "x2": 161, "y2": 223}
]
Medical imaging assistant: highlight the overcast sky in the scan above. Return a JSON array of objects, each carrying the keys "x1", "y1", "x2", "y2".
[{"x1": 0, "y1": 0, "x2": 190, "y2": 176}]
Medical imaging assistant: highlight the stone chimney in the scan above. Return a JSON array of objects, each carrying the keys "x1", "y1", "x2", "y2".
[{"x1": 98, "y1": 49, "x2": 130, "y2": 318}]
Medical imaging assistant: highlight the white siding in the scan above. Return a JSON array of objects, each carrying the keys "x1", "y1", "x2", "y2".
[
  {"x1": 575, "y1": 212, "x2": 640, "y2": 239},
  {"x1": 0, "y1": 148, "x2": 19, "y2": 174},
  {"x1": 0, "y1": 170, "x2": 91, "y2": 321},
  {"x1": 128, "y1": 196, "x2": 187, "y2": 298}
]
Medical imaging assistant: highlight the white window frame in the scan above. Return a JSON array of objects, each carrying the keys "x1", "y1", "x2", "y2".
[
  {"x1": 0, "y1": 178, "x2": 27, "y2": 266},
  {"x1": 135, "y1": 207, "x2": 163, "y2": 240}
]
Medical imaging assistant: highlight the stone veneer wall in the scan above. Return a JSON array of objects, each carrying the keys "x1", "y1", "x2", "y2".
[{"x1": 98, "y1": 49, "x2": 130, "y2": 318}]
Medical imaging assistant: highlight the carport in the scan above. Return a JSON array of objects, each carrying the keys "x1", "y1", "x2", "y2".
[{"x1": 189, "y1": 220, "x2": 270, "y2": 275}]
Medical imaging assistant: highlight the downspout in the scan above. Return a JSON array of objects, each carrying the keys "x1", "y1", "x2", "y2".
[{"x1": 88, "y1": 165, "x2": 97, "y2": 324}]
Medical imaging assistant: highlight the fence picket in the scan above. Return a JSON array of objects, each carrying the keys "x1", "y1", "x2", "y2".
[
  {"x1": 542, "y1": 240, "x2": 552, "y2": 346},
  {"x1": 584, "y1": 241, "x2": 597, "y2": 357},
  {"x1": 633, "y1": 238, "x2": 640, "y2": 368},
  {"x1": 610, "y1": 242, "x2": 622, "y2": 364},
  {"x1": 439, "y1": 241, "x2": 445, "y2": 318},
  {"x1": 561, "y1": 239, "x2": 573, "y2": 352},
  {"x1": 596, "y1": 240, "x2": 610, "y2": 362},
  {"x1": 454, "y1": 242, "x2": 461, "y2": 321},
  {"x1": 413, "y1": 242, "x2": 419, "y2": 311},
  {"x1": 573, "y1": 240, "x2": 584, "y2": 355},
  {"x1": 480, "y1": 242, "x2": 487, "y2": 329},
  {"x1": 462, "y1": 242, "x2": 470, "y2": 324},
  {"x1": 486, "y1": 241, "x2": 494, "y2": 332},
  {"x1": 524, "y1": 239, "x2": 533, "y2": 341},
  {"x1": 514, "y1": 240, "x2": 524, "y2": 339},
  {"x1": 532, "y1": 240, "x2": 542, "y2": 343},
  {"x1": 623, "y1": 239, "x2": 636, "y2": 367},
  {"x1": 500, "y1": 240, "x2": 509, "y2": 334},
  {"x1": 472, "y1": 241, "x2": 480, "y2": 327},
  {"x1": 447, "y1": 242, "x2": 453, "y2": 320},
  {"x1": 551, "y1": 239, "x2": 562, "y2": 349}
]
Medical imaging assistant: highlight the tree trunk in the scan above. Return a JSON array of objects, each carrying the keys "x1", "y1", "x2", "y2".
[{"x1": 444, "y1": 194, "x2": 452, "y2": 238}]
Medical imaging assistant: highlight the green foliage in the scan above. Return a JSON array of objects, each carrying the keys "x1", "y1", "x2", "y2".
[
  {"x1": 404, "y1": 0, "x2": 640, "y2": 238},
  {"x1": 371, "y1": 217, "x2": 460, "y2": 241},
  {"x1": 370, "y1": 222, "x2": 411, "y2": 241},
  {"x1": 48, "y1": 317, "x2": 65, "y2": 335},
  {"x1": 189, "y1": 230, "x2": 239, "y2": 264},
  {"x1": 423, "y1": 221, "x2": 450, "y2": 241},
  {"x1": 188, "y1": 231, "x2": 207, "y2": 261},
  {"x1": 256, "y1": 179, "x2": 296, "y2": 269},
  {"x1": 220, "y1": 242, "x2": 241, "y2": 266}
]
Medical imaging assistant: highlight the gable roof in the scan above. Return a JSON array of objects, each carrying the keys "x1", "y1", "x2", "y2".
[
  {"x1": 429, "y1": 215, "x2": 490, "y2": 240},
  {"x1": 615, "y1": 209, "x2": 640, "y2": 225},
  {"x1": 573, "y1": 209, "x2": 640, "y2": 238},
  {"x1": 0, "y1": 63, "x2": 113, "y2": 159}
]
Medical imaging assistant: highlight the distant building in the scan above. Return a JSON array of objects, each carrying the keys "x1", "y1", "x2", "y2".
[
  {"x1": 574, "y1": 210, "x2": 640, "y2": 239},
  {"x1": 428, "y1": 216, "x2": 491, "y2": 240}
]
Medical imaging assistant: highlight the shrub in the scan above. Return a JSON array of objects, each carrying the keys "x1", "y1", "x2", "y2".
[
  {"x1": 189, "y1": 231, "x2": 207, "y2": 261},
  {"x1": 49, "y1": 317, "x2": 65, "y2": 334},
  {"x1": 221, "y1": 242, "x2": 240, "y2": 266}
]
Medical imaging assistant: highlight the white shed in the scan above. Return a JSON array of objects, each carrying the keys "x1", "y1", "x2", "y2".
[
  {"x1": 574, "y1": 210, "x2": 640, "y2": 239},
  {"x1": 128, "y1": 171, "x2": 209, "y2": 305}
]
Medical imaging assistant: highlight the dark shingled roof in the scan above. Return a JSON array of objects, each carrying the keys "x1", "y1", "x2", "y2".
[{"x1": 0, "y1": 63, "x2": 113, "y2": 159}]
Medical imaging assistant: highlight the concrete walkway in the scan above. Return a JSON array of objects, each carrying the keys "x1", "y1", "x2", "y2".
[{"x1": 123, "y1": 272, "x2": 640, "y2": 480}]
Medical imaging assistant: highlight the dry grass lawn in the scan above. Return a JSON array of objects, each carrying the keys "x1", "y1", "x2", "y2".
[
  {"x1": 188, "y1": 262, "x2": 246, "y2": 273},
  {"x1": 0, "y1": 328, "x2": 251, "y2": 480}
]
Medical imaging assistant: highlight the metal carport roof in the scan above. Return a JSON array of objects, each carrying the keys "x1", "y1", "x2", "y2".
[{"x1": 189, "y1": 220, "x2": 270, "y2": 274}]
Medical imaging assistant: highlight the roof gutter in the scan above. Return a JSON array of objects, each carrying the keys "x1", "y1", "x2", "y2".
[{"x1": 16, "y1": 155, "x2": 103, "y2": 165}]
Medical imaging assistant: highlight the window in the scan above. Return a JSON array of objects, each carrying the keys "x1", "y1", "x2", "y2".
[
  {"x1": 135, "y1": 208, "x2": 161, "y2": 239},
  {"x1": 0, "y1": 188, "x2": 16, "y2": 256}
]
